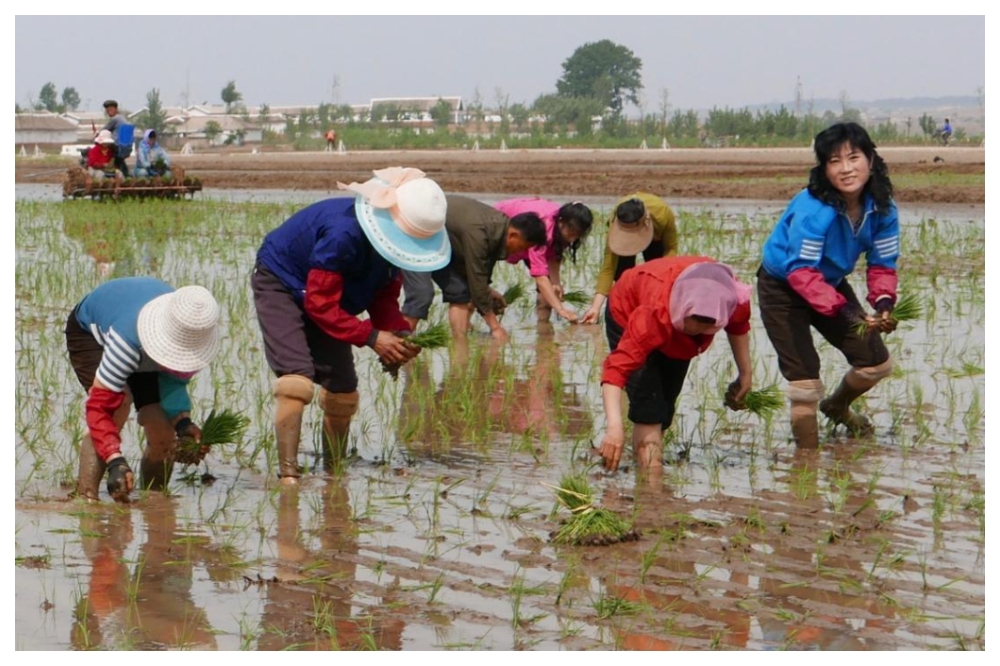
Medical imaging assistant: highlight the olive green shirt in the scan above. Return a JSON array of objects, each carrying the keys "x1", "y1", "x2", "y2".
[
  {"x1": 594, "y1": 192, "x2": 678, "y2": 296},
  {"x1": 444, "y1": 195, "x2": 510, "y2": 315}
]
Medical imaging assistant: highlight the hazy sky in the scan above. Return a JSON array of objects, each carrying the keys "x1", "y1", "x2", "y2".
[{"x1": 14, "y1": 14, "x2": 986, "y2": 115}]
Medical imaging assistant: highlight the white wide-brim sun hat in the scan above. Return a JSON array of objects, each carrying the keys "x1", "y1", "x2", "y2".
[
  {"x1": 137, "y1": 286, "x2": 221, "y2": 373},
  {"x1": 351, "y1": 173, "x2": 451, "y2": 272}
]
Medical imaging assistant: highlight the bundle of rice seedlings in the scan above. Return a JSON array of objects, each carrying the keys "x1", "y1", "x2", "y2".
[
  {"x1": 176, "y1": 408, "x2": 250, "y2": 466},
  {"x1": 546, "y1": 474, "x2": 640, "y2": 547},
  {"x1": 406, "y1": 322, "x2": 450, "y2": 349},
  {"x1": 502, "y1": 283, "x2": 526, "y2": 306},
  {"x1": 561, "y1": 290, "x2": 590, "y2": 306},
  {"x1": 853, "y1": 293, "x2": 923, "y2": 336},
  {"x1": 741, "y1": 384, "x2": 784, "y2": 417}
]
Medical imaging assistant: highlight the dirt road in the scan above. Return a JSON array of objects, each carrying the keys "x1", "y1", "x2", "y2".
[{"x1": 17, "y1": 146, "x2": 985, "y2": 204}]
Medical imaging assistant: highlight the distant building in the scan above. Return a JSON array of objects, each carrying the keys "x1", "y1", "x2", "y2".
[
  {"x1": 15, "y1": 113, "x2": 78, "y2": 146},
  {"x1": 369, "y1": 97, "x2": 465, "y2": 125}
]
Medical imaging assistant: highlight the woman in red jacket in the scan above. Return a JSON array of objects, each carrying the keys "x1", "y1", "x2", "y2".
[
  {"x1": 598, "y1": 256, "x2": 753, "y2": 473},
  {"x1": 86, "y1": 130, "x2": 122, "y2": 183}
]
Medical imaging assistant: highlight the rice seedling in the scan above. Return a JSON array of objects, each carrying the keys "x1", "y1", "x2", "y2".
[
  {"x1": 406, "y1": 322, "x2": 450, "y2": 349},
  {"x1": 546, "y1": 474, "x2": 639, "y2": 546},
  {"x1": 561, "y1": 290, "x2": 590, "y2": 306},
  {"x1": 854, "y1": 293, "x2": 923, "y2": 336},
  {"x1": 741, "y1": 385, "x2": 784, "y2": 417},
  {"x1": 177, "y1": 408, "x2": 250, "y2": 466},
  {"x1": 501, "y1": 282, "x2": 525, "y2": 307}
]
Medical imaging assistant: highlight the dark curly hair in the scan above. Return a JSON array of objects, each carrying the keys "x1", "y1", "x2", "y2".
[
  {"x1": 808, "y1": 122, "x2": 893, "y2": 211},
  {"x1": 551, "y1": 202, "x2": 594, "y2": 263}
]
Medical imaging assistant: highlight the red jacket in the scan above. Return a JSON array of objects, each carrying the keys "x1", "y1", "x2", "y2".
[
  {"x1": 602, "y1": 256, "x2": 751, "y2": 388},
  {"x1": 87, "y1": 144, "x2": 115, "y2": 169}
]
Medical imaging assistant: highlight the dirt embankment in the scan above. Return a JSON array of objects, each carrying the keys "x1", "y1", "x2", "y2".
[{"x1": 16, "y1": 146, "x2": 985, "y2": 204}]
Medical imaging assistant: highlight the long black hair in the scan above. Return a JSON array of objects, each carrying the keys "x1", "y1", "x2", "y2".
[
  {"x1": 551, "y1": 202, "x2": 594, "y2": 263},
  {"x1": 807, "y1": 122, "x2": 894, "y2": 211}
]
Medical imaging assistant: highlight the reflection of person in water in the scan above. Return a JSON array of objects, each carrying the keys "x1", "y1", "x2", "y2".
[
  {"x1": 256, "y1": 478, "x2": 404, "y2": 650},
  {"x1": 71, "y1": 497, "x2": 223, "y2": 649},
  {"x1": 397, "y1": 331, "x2": 593, "y2": 458},
  {"x1": 486, "y1": 329, "x2": 592, "y2": 441},
  {"x1": 752, "y1": 448, "x2": 898, "y2": 649}
]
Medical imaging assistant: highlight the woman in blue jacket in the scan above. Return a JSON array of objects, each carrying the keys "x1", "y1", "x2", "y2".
[{"x1": 757, "y1": 123, "x2": 899, "y2": 448}]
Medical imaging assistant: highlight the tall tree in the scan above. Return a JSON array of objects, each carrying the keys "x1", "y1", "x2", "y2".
[
  {"x1": 136, "y1": 88, "x2": 168, "y2": 135},
  {"x1": 556, "y1": 40, "x2": 643, "y2": 113},
  {"x1": 37, "y1": 82, "x2": 60, "y2": 112},
  {"x1": 204, "y1": 120, "x2": 222, "y2": 143},
  {"x1": 429, "y1": 98, "x2": 452, "y2": 127},
  {"x1": 221, "y1": 80, "x2": 243, "y2": 113},
  {"x1": 61, "y1": 86, "x2": 81, "y2": 112}
]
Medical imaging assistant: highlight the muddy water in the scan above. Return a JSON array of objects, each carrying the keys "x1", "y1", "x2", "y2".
[{"x1": 14, "y1": 195, "x2": 984, "y2": 650}]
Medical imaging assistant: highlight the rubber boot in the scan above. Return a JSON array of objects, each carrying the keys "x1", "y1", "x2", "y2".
[
  {"x1": 137, "y1": 404, "x2": 177, "y2": 491},
  {"x1": 75, "y1": 435, "x2": 107, "y2": 501},
  {"x1": 318, "y1": 389, "x2": 359, "y2": 470},
  {"x1": 788, "y1": 379, "x2": 824, "y2": 449},
  {"x1": 274, "y1": 374, "x2": 315, "y2": 485},
  {"x1": 820, "y1": 360, "x2": 893, "y2": 438}
]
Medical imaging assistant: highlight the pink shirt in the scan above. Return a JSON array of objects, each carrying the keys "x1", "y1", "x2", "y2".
[{"x1": 494, "y1": 198, "x2": 561, "y2": 277}]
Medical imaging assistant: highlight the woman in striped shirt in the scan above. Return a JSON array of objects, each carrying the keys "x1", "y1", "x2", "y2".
[{"x1": 64, "y1": 278, "x2": 221, "y2": 501}]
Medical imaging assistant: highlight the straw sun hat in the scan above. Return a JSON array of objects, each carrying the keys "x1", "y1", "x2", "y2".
[
  {"x1": 137, "y1": 286, "x2": 221, "y2": 373},
  {"x1": 339, "y1": 167, "x2": 451, "y2": 272},
  {"x1": 607, "y1": 198, "x2": 654, "y2": 256}
]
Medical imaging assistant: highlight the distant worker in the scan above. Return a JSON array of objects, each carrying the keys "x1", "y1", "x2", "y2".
[
  {"x1": 133, "y1": 130, "x2": 172, "y2": 179},
  {"x1": 325, "y1": 128, "x2": 338, "y2": 152},
  {"x1": 580, "y1": 192, "x2": 679, "y2": 324},
  {"x1": 100, "y1": 100, "x2": 134, "y2": 177},
  {"x1": 85, "y1": 130, "x2": 123, "y2": 184},
  {"x1": 937, "y1": 117, "x2": 953, "y2": 146}
]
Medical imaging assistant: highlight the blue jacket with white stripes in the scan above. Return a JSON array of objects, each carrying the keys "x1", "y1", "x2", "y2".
[
  {"x1": 74, "y1": 277, "x2": 191, "y2": 417},
  {"x1": 761, "y1": 188, "x2": 899, "y2": 287}
]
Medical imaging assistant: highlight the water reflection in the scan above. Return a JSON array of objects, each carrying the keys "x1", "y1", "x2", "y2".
[
  {"x1": 396, "y1": 332, "x2": 592, "y2": 461},
  {"x1": 256, "y1": 478, "x2": 404, "y2": 650},
  {"x1": 72, "y1": 497, "x2": 219, "y2": 649}
]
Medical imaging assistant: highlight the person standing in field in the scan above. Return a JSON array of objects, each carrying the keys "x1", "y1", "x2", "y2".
[
  {"x1": 493, "y1": 198, "x2": 594, "y2": 323},
  {"x1": 757, "y1": 122, "x2": 899, "y2": 448},
  {"x1": 597, "y1": 256, "x2": 753, "y2": 473},
  {"x1": 100, "y1": 99, "x2": 133, "y2": 177},
  {"x1": 580, "y1": 192, "x2": 678, "y2": 324},
  {"x1": 401, "y1": 195, "x2": 547, "y2": 343},
  {"x1": 325, "y1": 128, "x2": 338, "y2": 152},
  {"x1": 252, "y1": 167, "x2": 450, "y2": 483},
  {"x1": 65, "y1": 278, "x2": 222, "y2": 501}
]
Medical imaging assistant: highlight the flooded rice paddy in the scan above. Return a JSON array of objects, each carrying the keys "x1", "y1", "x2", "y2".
[{"x1": 14, "y1": 189, "x2": 985, "y2": 650}]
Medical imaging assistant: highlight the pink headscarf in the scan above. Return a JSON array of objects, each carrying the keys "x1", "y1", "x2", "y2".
[
  {"x1": 337, "y1": 167, "x2": 435, "y2": 238},
  {"x1": 669, "y1": 262, "x2": 751, "y2": 334}
]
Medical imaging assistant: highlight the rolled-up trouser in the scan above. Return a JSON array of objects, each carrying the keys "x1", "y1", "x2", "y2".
[
  {"x1": 252, "y1": 262, "x2": 358, "y2": 394},
  {"x1": 605, "y1": 303, "x2": 690, "y2": 428},
  {"x1": 400, "y1": 265, "x2": 472, "y2": 319},
  {"x1": 756, "y1": 266, "x2": 889, "y2": 381}
]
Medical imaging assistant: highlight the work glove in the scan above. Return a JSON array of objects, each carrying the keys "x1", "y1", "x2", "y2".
[
  {"x1": 106, "y1": 457, "x2": 134, "y2": 502},
  {"x1": 875, "y1": 299, "x2": 898, "y2": 333}
]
